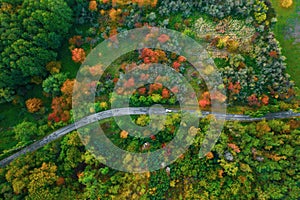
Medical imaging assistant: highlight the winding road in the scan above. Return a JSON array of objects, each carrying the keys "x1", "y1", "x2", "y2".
[{"x1": 0, "y1": 107, "x2": 299, "y2": 167}]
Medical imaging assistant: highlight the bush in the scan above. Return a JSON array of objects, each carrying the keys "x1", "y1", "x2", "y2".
[
  {"x1": 280, "y1": 0, "x2": 293, "y2": 8},
  {"x1": 0, "y1": 88, "x2": 15, "y2": 104},
  {"x1": 227, "y1": 39, "x2": 239, "y2": 52},
  {"x1": 46, "y1": 61, "x2": 61, "y2": 74}
]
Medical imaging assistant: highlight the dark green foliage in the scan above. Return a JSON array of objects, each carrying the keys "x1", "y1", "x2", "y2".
[
  {"x1": 158, "y1": 0, "x2": 254, "y2": 19},
  {"x1": 14, "y1": 121, "x2": 44, "y2": 143},
  {"x1": 214, "y1": 58, "x2": 229, "y2": 69},
  {"x1": 0, "y1": 0, "x2": 73, "y2": 103},
  {"x1": 148, "y1": 170, "x2": 170, "y2": 199},
  {"x1": 42, "y1": 73, "x2": 68, "y2": 96}
]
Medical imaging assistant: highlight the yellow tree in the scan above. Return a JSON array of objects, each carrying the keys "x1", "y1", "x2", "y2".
[
  {"x1": 25, "y1": 98, "x2": 43, "y2": 113},
  {"x1": 28, "y1": 162, "x2": 58, "y2": 195},
  {"x1": 280, "y1": 0, "x2": 293, "y2": 8}
]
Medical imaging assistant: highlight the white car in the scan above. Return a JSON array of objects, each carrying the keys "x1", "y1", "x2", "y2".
[{"x1": 165, "y1": 109, "x2": 172, "y2": 113}]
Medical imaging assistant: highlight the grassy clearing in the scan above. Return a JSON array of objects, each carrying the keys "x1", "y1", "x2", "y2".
[
  {"x1": 58, "y1": 41, "x2": 81, "y2": 78},
  {"x1": 0, "y1": 85, "x2": 50, "y2": 129},
  {"x1": 0, "y1": 130, "x2": 17, "y2": 154},
  {"x1": 270, "y1": 0, "x2": 300, "y2": 86},
  {"x1": 58, "y1": 24, "x2": 92, "y2": 78},
  {"x1": 0, "y1": 104, "x2": 33, "y2": 153}
]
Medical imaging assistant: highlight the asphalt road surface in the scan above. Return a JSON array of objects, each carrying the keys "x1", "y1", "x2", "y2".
[{"x1": 1, "y1": 107, "x2": 299, "y2": 167}]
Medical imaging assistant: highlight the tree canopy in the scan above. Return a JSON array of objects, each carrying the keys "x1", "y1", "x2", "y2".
[{"x1": 0, "y1": 0, "x2": 73, "y2": 102}]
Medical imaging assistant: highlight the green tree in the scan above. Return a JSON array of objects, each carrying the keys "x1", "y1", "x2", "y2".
[
  {"x1": 27, "y1": 162, "x2": 58, "y2": 195},
  {"x1": 14, "y1": 121, "x2": 44, "y2": 143},
  {"x1": 58, "y1": 132, "x2": 84, "y2": 173},
  {"x1": 42, "y1": 73, "x2": 68, "y2": 96},
  {"x1": 0, "y1": 87, "x2": 15, "y2": 103},
  {"x1": 0, "y1": 0, "x2": 72, "y2": 103}
]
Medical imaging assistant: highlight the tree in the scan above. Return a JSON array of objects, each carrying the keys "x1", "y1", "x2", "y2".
[
  {"x1": 58, "y1": 132, "x2": 84, "y2": 172},
  {"x1": 25, "y1": 98, "x2": 43, "y2": 113},
  {"x1": 199, "y1": 91, "x2": 211, "y2": 108},
  {"x1": 71, "y1": 48, "x2": 86, "y2": 63},
  {"x1": 28, "y1": 162, "x2": 58, "y2": 195},
  {"x1": 162, "y1": 88, "x2": 170, "y2": 99},
  {"x1": 61, "y1": 79, "x2": 75, "y2": 99},
  {"x1": 46, "y1": 61, "x2": 62, "y2": 74},
  {"x1": 227, "y1": 39, "x2": 239, "y2": 52},
  {"x1": 280, "y1": 0, "x2": 293, "y2": 8},
  {"x1": 151, "y1": 94, "x2": 162, "y2": 103},
  {"x1": 14, "y1": 121, "x2": 44, "y2": 143},
  {"x1": 136, "y1": 115, "x2": 150, "y2": 126},
  {"x1": 42, "y1": 73, "x2": 68, "y2": 96},
  {"x1": 0, "y1": 87, "x2": 15, "y2": 103},
  {"x1": 261, "y1": 94, "x2": 269, "y2": 105},
  {"x1": 88, "y1": 0, "x2": 97, "y2": 11},
  {"x1": 5, "y1": 164, "x2": 30, "y2": 195},
  {"x1": 0, "y1": 0, "x2": 72, "y2": 102},
  {"x1": 48, "y1": 97, "x2": 71, "y2": 123}
]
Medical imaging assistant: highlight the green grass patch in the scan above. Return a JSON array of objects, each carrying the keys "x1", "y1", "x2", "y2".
[
  {"x1": 58, "y1": 24, "x2": 92, "y2": 78},
  {"x1": 0, "y1": 130, "x2": 18, "y2": 154},
  {"x1": 214, "y1": 58, "x2": 229, "y2": 69},
  {"x1": 0, "y1": 85, "x2": 51, "y2": 153},
  {"x1": 270, "y1": 0, "x2": 300, "y2": 86},
  {"x1": 58, "y1": 41, "x2": 81, "y2": 79},
  {"x1": 0, "y1": 104, "x2": 33, "y2": 153}
]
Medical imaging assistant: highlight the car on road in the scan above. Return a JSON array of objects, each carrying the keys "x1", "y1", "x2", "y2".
[{"x1": 165, "y1": 109, "x2": 172, "y2": 113}]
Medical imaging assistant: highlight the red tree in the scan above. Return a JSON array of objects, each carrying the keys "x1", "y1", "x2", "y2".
[
  {"x1": 162, "y1": 88, "x2": 170, "y2": 99},
  {"x1": 198, "y1": 91, "x2": 211, "y2": 108},
  {"x1": 157, "y1": 34, "x2": 170, "y2": 43},
  {"x1": 261, "y1": 94, "x2": 269, "y2": 105}
]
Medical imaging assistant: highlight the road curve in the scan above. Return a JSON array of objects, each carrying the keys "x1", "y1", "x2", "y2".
[{"x1": 1, "y1": 107, "x2": 299, "y2": 167}]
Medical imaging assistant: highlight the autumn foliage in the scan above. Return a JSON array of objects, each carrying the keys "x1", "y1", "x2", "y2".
[
  {"x1": 138, "y1": 87, "x2": 147, "y2": 95},
  {"x1": 48, "y1": 79, "x2": 74, "y2": 123},
  {"x1": 228, "y1": 82, "x2": 241, "y2": 94},
  {"x1": 71, "y1": 48, "x2": 86, "y2": 63},
  {"x1": 261, "y1": 94, "x2": 269, "y2": 105},
  {"x1": 120, "y1": 130, "x2": 129, "y2": 138},
  {"x1": 61, "y1": 79, "x2": 75, "y2": 98},
  {"x1": 162, "y1": 88, "x2": 170, "y2": 99},
  {"x1": 280, "y1": 0, "x2": 293, "y2": 8},
  {"x1": 205, "y1": 152, "x2": 214, "y2": 159},
  {"x1": 247, "y1": 94, "x2": 260, "y2": 107},
  {"x1": 269, "y1": 51, "x2": 278, "y2": 58},
  {"x1": 228, "y1": 143, "x2": 241, "y2": 153},
  {"x1": 213, "y1": 91, "x2": 227, "y2": 103},
  {"x1": 149, "y1": 83, "x2": 163, "y2": 94},
  {"x1": 247, "y1": 94, "x2": 269, "y2": 107},
  {"x1": 89, "y1": 0, "x2": 97, "y2": 11},
  {"x1": 46, "y1": 61, "x2": 61, "y2": 74},
  {"x1": 56, "y1": 177, "x2": 65, "y2": 186},
  {"x1": 157, "y1": 34, "x2": 170, "y2": 43},
  {"x1": 103, "y1": 0, "x2": 158, "y2": 7},
  {"x1": 140, "y1": 48, "x2": 167, "y2": 64},
  {"x1": 198, "y1": 92, "x2": 211, "y2": 108},
  {"x1": 48, "y1": 97, "x2": 71, "y2": 123},
  {"x1": 69, "y1": 35, "x2": 84, "y2": 47},
  {"x1": 172, "y1": 61, "x2": 181, "y2": 71},
  {"x1": 108, "y1": 8, "x2": 122, "y2": 21},
  {"x1": 26, "y1": 98, "x2": 43, "y2": 113}
]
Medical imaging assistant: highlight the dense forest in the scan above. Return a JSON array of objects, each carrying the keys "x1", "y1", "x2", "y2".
[{"x1": 0, "y1": 0, "x2": 299, "y2": 199}]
